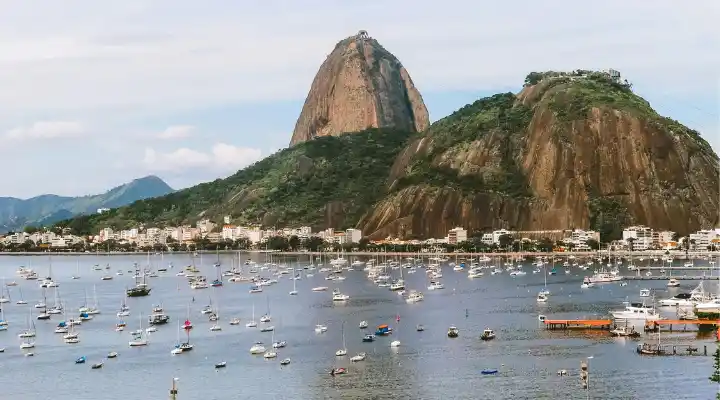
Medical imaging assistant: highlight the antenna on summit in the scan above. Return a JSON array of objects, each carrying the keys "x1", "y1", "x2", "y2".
[{"x1": 357, "y1": 30, "x2": 369, "y2": 40}]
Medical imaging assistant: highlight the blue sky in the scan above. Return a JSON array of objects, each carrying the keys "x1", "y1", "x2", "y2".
[{"x1": 0, "y1": 0, "x2": 717, "y2": 198}]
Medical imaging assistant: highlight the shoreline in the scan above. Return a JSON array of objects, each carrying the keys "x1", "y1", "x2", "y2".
[{"x1": 0, "y1": 250, "x2": 717, "y2": 257}]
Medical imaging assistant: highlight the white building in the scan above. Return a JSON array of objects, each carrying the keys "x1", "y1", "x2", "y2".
[
  {"x1": 622, "y1": 226, "x2": 653, "y2": 251},
  {"x1": 345, "y1": 229, "x2": 362, "y2": 243},
  {"x1": 246, "y1": 229, "x2": 263, "y2": 244},
  {"x1": 447, "y1": 227, "x2": 468, "y2": 245},
  {"x1": 564, "y1": 229, "x2": 600, "y2": 250},
  {"x1": 689, "y1": 229, "x2": 720, "y2": 251},
  {"x1": 97, "y1": 208, "x2": 110, "y2": 214}
]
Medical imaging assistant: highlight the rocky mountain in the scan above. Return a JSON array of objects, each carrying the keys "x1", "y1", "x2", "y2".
[
  {"x1": 53, "y1": 130, "x2": 413, "y2": 235},
  {"x1": 289, "y1": 30, "x2": 428, "y2": 146},
  {"x1": 0, "y1": 176, "x2": 173, "y2": 232},
  {"x1": 54, "y1": 70, "x2": 719, "y2": 242},
  {"x1": 358, "y1": 71, "x2": 719, "y2": 240}
]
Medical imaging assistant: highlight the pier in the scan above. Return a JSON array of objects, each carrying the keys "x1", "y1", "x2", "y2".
[
  {"x1": 620, "y1": 275, "x2": 720, "y2": 280},
  {"x1": 636, "y1": 343, "x2": 710, "y2": 356},
  {"x1": 644, "y1": 319, "x2": 720, "y2": 332},
  {"x1": 544, "y1": 319, "x2": 613, "y2": 330}
]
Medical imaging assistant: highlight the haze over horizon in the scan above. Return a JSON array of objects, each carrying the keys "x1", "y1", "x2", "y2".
[{"x1": 0, "y1": 0, "x2": 717, "y2": 198}]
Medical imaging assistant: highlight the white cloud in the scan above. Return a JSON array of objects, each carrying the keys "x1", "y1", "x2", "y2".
[
  {"x1": 5, "y1": 121, "x2": 85, "y2": 140},
  {"x1": 143, "y1": 143, "x2": 262, "y2": 173},
  {"x1": 157, "y1": 125, "x2": 195, "y2": 139}
]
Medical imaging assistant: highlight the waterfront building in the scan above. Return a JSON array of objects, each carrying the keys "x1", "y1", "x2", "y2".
[{"x1": 622, "y1": 226, "x2": 653, "y2": 251}]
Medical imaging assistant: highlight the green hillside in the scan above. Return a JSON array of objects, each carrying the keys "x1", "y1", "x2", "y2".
[{"x1": 56, "y1": 129, "x2": 414, "y2": 235}]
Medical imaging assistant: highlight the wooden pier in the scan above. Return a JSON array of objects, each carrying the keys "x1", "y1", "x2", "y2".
[
  {"x1": 644, "y1": 319, "x2": 720, "y2": 332},
  {"x1": 621, "y1": 275, "x2": 720, "y2": 280},
  {"x1": 544, "y1": 319, "x2": 613, "y2": 330},
  {"x1": 636, "y1": 343, "x2": 710, "y2": 356}
]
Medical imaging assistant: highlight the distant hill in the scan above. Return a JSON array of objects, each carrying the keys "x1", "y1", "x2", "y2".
[{"x1": 0, "y1": 176, "x2": 174, "y2": 233}]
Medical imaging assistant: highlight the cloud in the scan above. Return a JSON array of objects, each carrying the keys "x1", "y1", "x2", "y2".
[
  {"x1": 157, "y1": 125, "x2": 195, "y2": 139},
  {"x1": 142, "y1": 143, "x2": 262, "y2": 173},
  {"x1": 5, "y1": 121, "x2": 85, "y2": 140}
]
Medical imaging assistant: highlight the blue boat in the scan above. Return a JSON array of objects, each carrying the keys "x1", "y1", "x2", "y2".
[
  {"x1": 375, "y1": 324, "x2": 392, "y2": 336},
  {"x1": 211, "y1": 280, "x2": 223, "y2": 287},
  {"x1": 57, "y1": 321, "x2": 67, "y2": 328},
  {"x1": 549, "y1": 268, "x2": 558, "y2": 275},
  {"x1": 481, "y1": 369, "x2": 498, "y2": 375},
  {"x1": 460, "y1": 263, "x2": 466, "y2": 268},
  {"x1": 75, "y1": 356, "x2": 86, "y2": 364}
]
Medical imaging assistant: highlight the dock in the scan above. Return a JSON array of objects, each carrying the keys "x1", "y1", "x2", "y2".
[
  {"x1": 544, "y1": 319, "x2": 613, "y2": 330},
  {"x1": 621, "y1": 275, "x2": 720, "y2": 280},
  {"x1": 637, "y1": 343, "x2": 711, "y2": 356},
  {"x1": 644, "y1": 319, "x2": 720, "y2": 332}
]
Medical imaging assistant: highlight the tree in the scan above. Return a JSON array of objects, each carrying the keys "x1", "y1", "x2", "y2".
[
  {"x1": 288, "y1": 235, "x2": 300, "y2": 251},
  {"x1": 524, "y1": 72, "x2": 544, "y2": 86},
  {"x1": 302, "y1": 237, "x2": 325, "y2": 252},
  {"x1": 585, "y1": 239, "x2": 600, "y2": 251},
  {"x1": 234, "y1": 237, "x2": 252, "y2": 250},
  {"x1": 266, "y1": 236, "x2": 289, "y2": 251},
  {"x1": 498, "y1": 234, "x2": 513, "y2": 249},
  {"x1": 711, "y1": 348, "x2": 720, "y2": 399},
  {"x1": 537, "y1": 238, "x2": 554, "y2": 253},
  {"x1": 358, "y1": 237, "x2": 370, "y2": 251},
  {"x1": 627, "y1": 237, "x2": 635, "y2": 252}
]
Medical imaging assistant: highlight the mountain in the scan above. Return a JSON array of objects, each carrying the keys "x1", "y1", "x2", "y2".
[
  {"x1": 56, "y1": 70, "x2": 719, "y2": 241},
  {"x1": 289, "y1": 30, "x2": 428, "y2": 146},
  {"x1": 358, "y1": 70, "x2": 719, "y2": 240},
  {"x1": 0, "y1": 176, "x2": 174, "y2": 232},
  {"x1": 54, "y1": 129, "x2": 413, "y2": 235}
]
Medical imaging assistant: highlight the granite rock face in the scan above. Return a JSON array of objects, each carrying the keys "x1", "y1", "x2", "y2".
[{"x1": 289, "y1": 31, "x2": 429, "y2": 146}]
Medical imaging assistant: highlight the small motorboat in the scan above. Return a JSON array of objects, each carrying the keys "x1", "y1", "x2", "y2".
[
  {"x1": 263, "y1": 351, "x2": 277, "y2": 359},
  {"x1": 358, "y1": 320, "x2": 368, "y2": 329},
  {"x1": 0, "y1": 348, "x2": 5, "y2": 353},
  {"x1": 350, "y1": 352, "x2": 366, "y2": 362},
  {"x1": 610, "y1": 325, "x2": 641, "y2": 338},
  {"x1": 481, "y1": 369, "x2": 498, "y2": 375},
  {"x1": 362, "y1": 334, "x2": 375, "y2": 342},
  {"x1": 75, "y1": 356, "x2": 86, "y2": 364},
  {"x1": 557, "y1": 369, "x2": 568, "y2": 376},
  {"x1": 447, "y1": 326, "x2": 459, "y2": 338},
  {"x1": 330, "y1": 367, "x2": 347, "y2": 376},
  {"x1": 215, "y1": 361, "x2": 227, "y2": 368},
  {"x1": 667, "y1": 279, "x2": 680, "y2": 288},
  {"x1": 416, "y1": 324, "x2": 425, "y2": 332},
  {"x1": 25, "y1": 352, "x2": 34, "y2": 357},
  {"x1": 315, "y1": 324, "x2": 328, "y2": 333},
  {"x1": 260, "y1": 326, "x2": 275, "y2": 332},
  {"x1": 107, "y1": 352, "x2": 118, "y2": 359},
  {"x1": 229, "y1": 318, "x2": 241, "y2": 326},
  {"x1": 280, "y1": 358, "x2": 291, "y2": 366},
  {"x1": 91, "y1": 362, "x2": 103, "y2": 369},
  {"x1": 480, "y1": 329, "x2": 496, "y2": 341},
  {"x1": 272, "y1": 341, "x2": 287, "y2": 348}
]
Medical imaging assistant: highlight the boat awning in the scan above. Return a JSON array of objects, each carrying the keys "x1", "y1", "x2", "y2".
[{"x1": 377, "y1": 324, "x2": 388, "y2": 329}]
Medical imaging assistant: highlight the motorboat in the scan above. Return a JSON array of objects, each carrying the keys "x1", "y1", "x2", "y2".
[
  {"x1": 390, "y1": 340, "x2": 401, "y2": 347},
  {"x1": 406, "y1": 291, "x2": 424, "y2": 303},
  {"x1": 249, "y1": 342, "x2": 266, "y2": 354},
  {"x1": 260, "y1": 314, "x2": 271, "y2": 323},
  {"x1": 332, "y1": 292, "x2": 350, "y2": 301},
  {"x1": 280, "y1": 358, "x2": 291, "y2": 366},
  {"x1": 659, "y1": 292, "x2": 694, "y2": 307},
  {"x1": 389, "y1": 280, "x2": 405, "y2": 291},
  {"x1": 363, "y1": 334, "x2": 375, "y2": 342},
  {"x1": 580, "y1": 277, "x2": 594, "y2": 289},
  {"x1": 350, "y1": 353, "x2": 366, "y2": 362},
  {"x1": 314, "y1": 324, "x2": 328, "y2": 333},
  {"x1": 611, "y1": 302, "x2": 662, "y2": 321},
  {"x1": 312, "y1": 286, "x2": 328, "y2": 292},
  {"x1": 107, "y1": 352, "x2": 118, "y2": 358},
  {"x1": 481, "y1": 369, "x2": 499, "y2": 375},
  {"x1": 480, "y1": 329, "x2": 496, "y2": 341},
  {"x1": 272, "y1": 340, "x2": 286, "y2": 348},
  {"x1": 416, "y1": 324, "x2": 425, "y2": 332},
  {"x1": 260, "y1": 326, "x2": 275, "y2": 332},
  {"x1": 375, "y1": 325, "x2": 392, "y2": 336},
  {"x1": 427, "y1": 281, "x2": 444, "y2": 290},
  {"x1": 447, "y1": 326, "x2": 459, "y2": 338},
  {"x1": 695, "y1": 298, "x2": 720, "y2": 314},
  {"x1": 91, "y1": 362, "x2": 104, "y2": 369},
  {"x1": 610, "y1": 325, "x2": 640, "y2": 337},
  {"x1": 263, "y1": 351, "x2": 277, "y2": 359},
  {"x1": 358, "y1": 320, "x2": 368, "y2": 329},
  {"x1": 215, "y1": 361, "x2": 227, "y2": 368},
  {"x1": 667, "y1": 278, "x2": 680, "y2": 287},
  {"x1": 75, "y1": 356, "x2": 86, "y2": 364},
  {"x1": 588, "y1": 272, "x2": 623, "y2": 283},
  {"x1": 537, "y1": 292, "x2": 548, "y2": 303},
  {"x1": 229, "y1": 318, "x2": 240, "y2": 326}
]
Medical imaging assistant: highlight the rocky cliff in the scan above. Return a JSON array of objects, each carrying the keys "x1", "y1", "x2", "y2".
[
  {"x1": 358, "y1": 71, "x2": 719, "y2": 240},
  {"x1": 289, "y1": 31, "x2": 429, "y2": 146}
]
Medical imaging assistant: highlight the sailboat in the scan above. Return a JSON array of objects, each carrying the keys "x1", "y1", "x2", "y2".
[
  {"x1": 183, "y1": 305, "x2": 193, "y2": 331},
  {"x1": 210, "y1": 294, "x2": 222, "y2": 331},
  {"x1": 540, "y1": 263, "x2": 550, "y2": 296},
  {"x1": 72, "y1": 259, "x2": 81, "y2": 279},
  {"x1": 263, "y1": 331, "x2": 278, "y2": 359},
  {"x1": 48, "y1": 288, "x2": 63, "y2": 314},
  {"x1": 129, "y1": 313, "x2": 149, "y2": 346},
  {"x1": 246, "y1": 301, "x2": 257, "y2": 328},
  {"x1": 36, "y1": 288, "x2": 51, "y2": 320},
  {"x1": 0, "y1": 278, "x2": 9, "y2": 303},
  {"x1": 19, "y1": 310, "x2": 36, "y2": 348},
  {"x1": 117, "y1": 291, "x2": 130, "y2": 317},
  {"x1": 260, "y1": 296, "x2": 271, "y2": 323},
  {"x1": 63, "y1": 317, "x2": 80, "y2": 344},
  {"x1": 335, "y1": 321, "x2": 347, "y2": 356},
  {"x1": 15, "y1": 287, "x2": 27, "y2": 305},
  {"x1": 390, "y1": 314, "x2": 401, "y2": 347},
  {"x1": 86, "y1": 285, "x2": 101, "y2": 314},
  {"x1": 289, "y1": 267, "x2": 298, "y2": 295},
  {"x1": 0, "y1": 306, "x2": 8, "y2": 331}
]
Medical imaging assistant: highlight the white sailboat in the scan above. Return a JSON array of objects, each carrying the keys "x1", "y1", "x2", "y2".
[
  {"x1": 0, "y1": 278, "x2": 9, "y2": 303},
  {"x1": 86, "y1": 285, "x2": 101, "y2": 314},
  {"x1": 19, "y1": 311, "x2": 36, "y2": 348},
  {"x1": 63, "y1": 318, "x2": 80, "y2": 344},
  {"x1": 246, "y1": 301, "x2": 258, "y2": 328},
  {"x1": 289, "y1": 267, "x2": 298, "y2": 296},
  {"x1": 390, "y1": 316, "x2": 401, "y2": 348},
  {"x1": 117, "y1": 291, "x2": 130, "y2": 317},
  {"x1": 260, "y1": 297, "x2": 271, "y2": 323},
  {"x1": 15, "y1": 287, "x2": 27, "y2": 305},
  {"x1": 263, "y1": 330, "x2": 278, "y2": 359},
  {"x1": 0, "y1": 306, "x2": 8, "y2": 331},
  {"x1": 335, "y1": 321, "x2": 347, "y2": 356},
  {"x1": 210, "y1": 294, "x2": 222, "y2": 331},
  {"x1": 71, "y1": 259, "x2": 81, "y2": 279},
  {"x1": 129, "y1": 313, "x2": 149, "y2": 346}
]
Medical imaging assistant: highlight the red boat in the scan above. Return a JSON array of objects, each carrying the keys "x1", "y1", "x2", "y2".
[
  {"x1": 330, "y1": 367, "x2": 347, "y2": 376},
  {"x1": 183, "y1": 319, "x2": 193, "y2": 330}
]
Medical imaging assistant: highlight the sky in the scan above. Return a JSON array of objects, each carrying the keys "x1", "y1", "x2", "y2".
[{"x1": 0, "y1": 0, "x2": 717, "y2": 198}]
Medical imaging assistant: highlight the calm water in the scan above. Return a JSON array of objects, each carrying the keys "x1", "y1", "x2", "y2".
[{"x1": 0, "y1": 253, "x2": 717, "y2": 399}]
